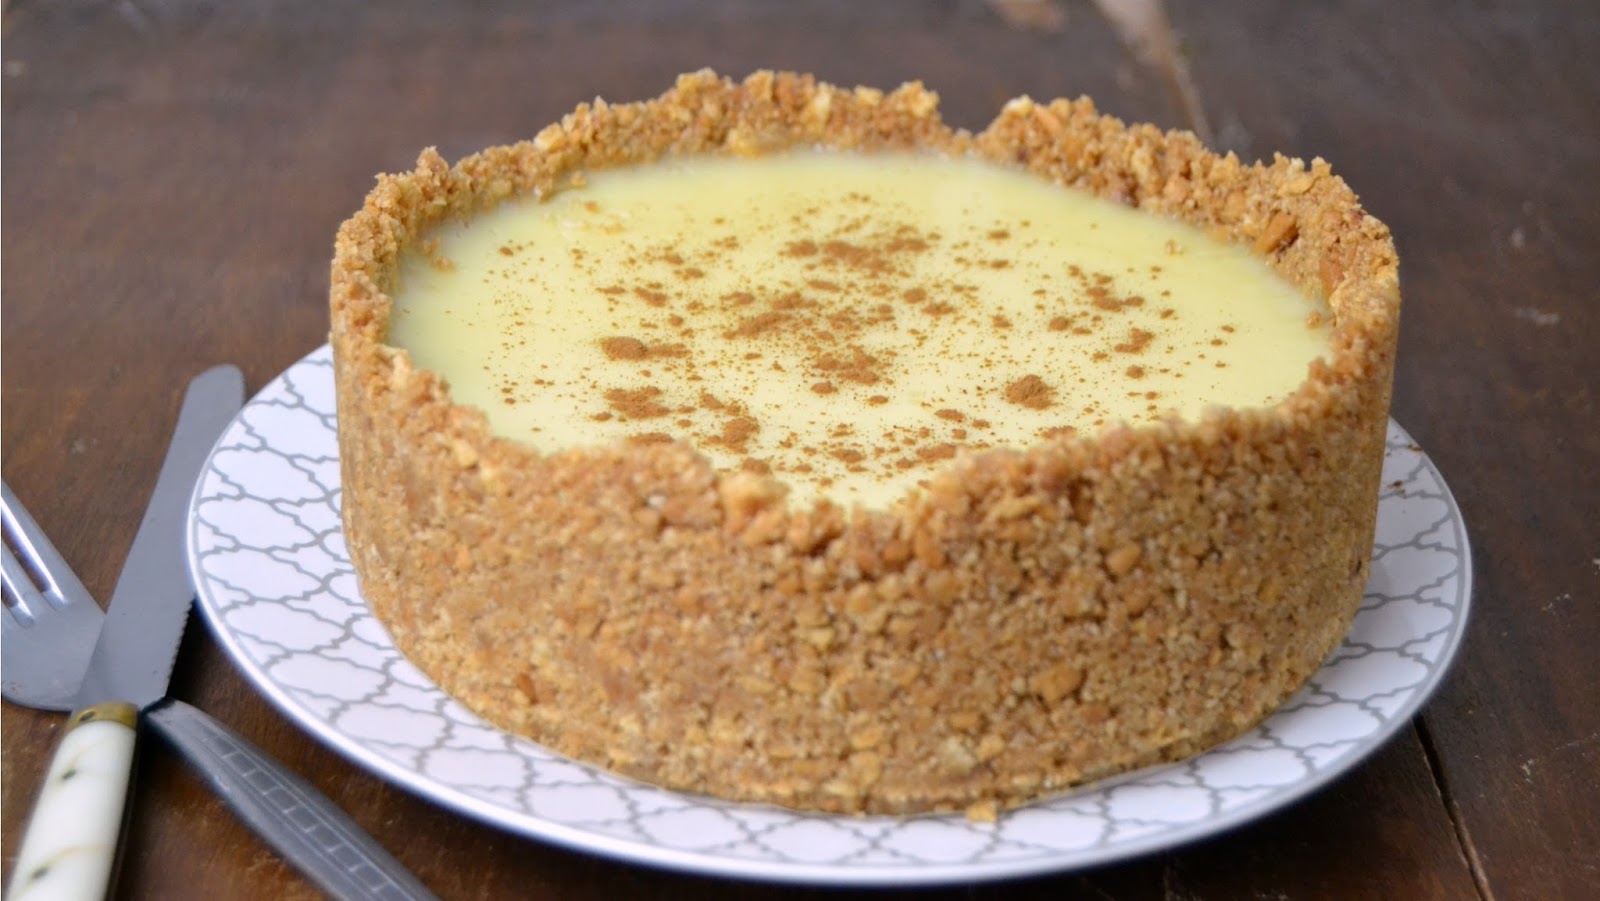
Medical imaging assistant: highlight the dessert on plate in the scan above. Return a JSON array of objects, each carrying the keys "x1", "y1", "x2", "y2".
[{"x1": 329, "y1": 70, "x2": 1400, "y2": 818}]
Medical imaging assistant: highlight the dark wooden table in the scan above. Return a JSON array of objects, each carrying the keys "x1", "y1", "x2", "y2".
[{"x1": 4, "y1": 1, "x2": 1596, "y2": 897}]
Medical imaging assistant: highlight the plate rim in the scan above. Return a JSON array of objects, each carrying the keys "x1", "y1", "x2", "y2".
[{"x1": 187, "y1": 344, "x2": 1473, "y2": 886}]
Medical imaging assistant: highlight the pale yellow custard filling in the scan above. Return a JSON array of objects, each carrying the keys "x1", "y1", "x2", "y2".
[{"x1": 390, "y1": 150, "x2": 1332, "y2": 510}]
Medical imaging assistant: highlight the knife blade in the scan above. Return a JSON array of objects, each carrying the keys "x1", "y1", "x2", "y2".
[{"x1": 9, "y1": 365, "x2": 244, "y2": 901}]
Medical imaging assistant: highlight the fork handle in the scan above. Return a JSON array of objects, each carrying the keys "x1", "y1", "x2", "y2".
[
  {"x1": 8, "y1": 703, "x2": 138, "y2": 901},
  {"x1": 144, "y1": 699, "x2": 439, "y2": 901}
]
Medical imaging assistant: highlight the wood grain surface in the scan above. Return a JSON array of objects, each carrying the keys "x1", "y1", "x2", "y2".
[{"x1": 3, "y1": 1, "x2": 1596, "y2": 898}]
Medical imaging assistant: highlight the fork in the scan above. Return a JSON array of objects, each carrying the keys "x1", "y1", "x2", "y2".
[
  {"x1": 0, "y1": 484, "x2": 102, "y2": 708},
  {"x1": 2, "y1": 482, "x2": 439, "y2": 901}
]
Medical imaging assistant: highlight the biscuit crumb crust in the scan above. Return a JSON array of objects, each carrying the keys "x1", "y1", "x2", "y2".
[{"x1": 330, "y1": 70, "x2": 1400, "y2": 815}]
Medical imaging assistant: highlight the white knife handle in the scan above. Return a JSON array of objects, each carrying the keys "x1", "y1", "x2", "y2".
[{"x1": 8, "y1": 703, "x2": 138, "y2": 901}]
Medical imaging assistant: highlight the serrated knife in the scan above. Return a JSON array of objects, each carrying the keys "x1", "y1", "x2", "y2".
[{"x1": 9, "y1": 366, "x2": 244, "y2": 901}]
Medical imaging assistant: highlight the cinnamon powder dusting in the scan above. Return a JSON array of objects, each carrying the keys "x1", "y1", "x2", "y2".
[
  {"x1": 1114, "y1": 328, "x2": 1154, "y2": 354},
  {"x1": 715, "y1": 416, "x2": 759, "y2": 453},
  {"x1": 604, "y1": 386, "x2": 670, "y2": 419},
  {"x1": 399, "y1": 150, "x2": 1323, "y2": 508},
  {"x1": 626, "y1": 431, "x2": 674, "y2": 445},
  {"x1": 599, "y1": 336, "x2": 649, "y2": 360},
  {"x1": 1005, "y1": 375, "x2": 1055, "y2": 409}
]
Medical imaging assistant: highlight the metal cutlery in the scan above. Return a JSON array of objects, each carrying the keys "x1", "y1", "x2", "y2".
[
  {"x1": 1, "y1": 487, "x2": 102, "y2": 710},
  {"x1": 3, "y1": 367, "x2": 437, "y2": 901}
]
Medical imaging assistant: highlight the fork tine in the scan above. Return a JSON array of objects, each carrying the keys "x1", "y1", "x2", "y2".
[
  {"x1": 3, "y1": 542, "x2": 44, "y2": 625},
  {"x1": 1, "y1": 481, "x2": 97, "y2": 614},
  {"x1": 1, "y1": 481, "x2": 105, "y2": 710}
]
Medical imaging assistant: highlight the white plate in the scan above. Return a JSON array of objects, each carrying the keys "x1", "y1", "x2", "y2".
[{"x1": 188, "y1": 345, "x2": 1472, "y2": 886}]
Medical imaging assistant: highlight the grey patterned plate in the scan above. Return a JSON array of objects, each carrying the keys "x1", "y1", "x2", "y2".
[{"x1": 187, "y1": 345, "x2": 1471, "y2": 885}]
